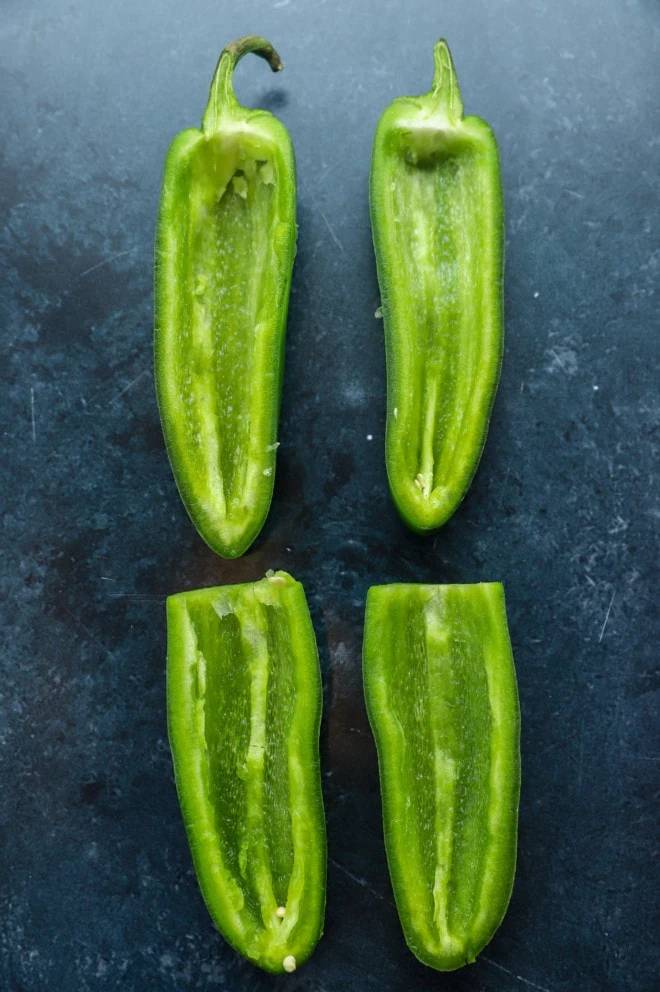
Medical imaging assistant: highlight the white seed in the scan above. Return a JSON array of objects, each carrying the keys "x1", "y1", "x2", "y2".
[
  {"x1": 276, "y1": 906, "x2": 286, "y2": 918},
  {"x1": 282, "y1": 955, "x2": 296, "y2": 973}
]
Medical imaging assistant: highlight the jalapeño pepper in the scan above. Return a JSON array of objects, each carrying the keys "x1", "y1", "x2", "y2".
[
  {"x1": 155, "y1": 37, "x2": 296, "y2": 558},
  {"x1": 363, "y1": 582, "x2": 520, "y2": 970},
  {"x1": 167, "y1": 572, "x2": 326, "y2": 973},
  {"x1": 370, "y1": 40, "x2": 504, "y2": 532}
]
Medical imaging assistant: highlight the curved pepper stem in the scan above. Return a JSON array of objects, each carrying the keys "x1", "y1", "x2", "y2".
[
  {"x1": 202, "y1": 35, "x2": 283, "y2": 131},
  {"x1": 429, "y1": 39, "x2": 463, "y2": 122}
]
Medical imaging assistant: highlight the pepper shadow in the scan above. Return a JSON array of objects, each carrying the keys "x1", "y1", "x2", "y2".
[
  {"x1": 255, "y1": 87, "x2": 288, "y2": 113},
  {"x1": 303, "y1": 578, "x2": 333, "y2": 816}
]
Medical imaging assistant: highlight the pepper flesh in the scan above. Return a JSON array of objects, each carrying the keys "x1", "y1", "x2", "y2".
[
  {"x1": 363, "y1": 582, "x2": 520, "y2": 971},
  {"x1": 370, "y1": 40, "x2": 504, "y2": 532},
  {"x1": 167, "y1": 572, "x2": 326, "y2": 973},
  {"x1": 155, "y1": 37, "x2": 296, "y2": 558}
]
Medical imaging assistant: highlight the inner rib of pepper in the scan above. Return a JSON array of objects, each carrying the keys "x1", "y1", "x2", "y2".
[
  {"x1": 179, "y1": 130, "x2": 281, "y2": 525},
  {"x1": 386, "y1": 127, "x2": 499, "y2": 508}
]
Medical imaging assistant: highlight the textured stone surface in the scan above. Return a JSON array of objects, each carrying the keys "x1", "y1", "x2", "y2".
[{"x1": 1, "y1": 1, "x2": 658, "y2": 989}]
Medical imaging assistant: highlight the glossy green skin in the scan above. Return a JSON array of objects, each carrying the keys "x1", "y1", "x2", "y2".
[
  {"x1": 155, "y1": 38, "x2": 296, "y2": 558},
  {"x1": 363, "y1": 582, "x2": 520, "y2": 971},
  {"x1": 370, "y1": 40, "x2": 504, "y2": 533},
  {"x1": 167, "y1": 572, "x2": 326, "y2": 973}
]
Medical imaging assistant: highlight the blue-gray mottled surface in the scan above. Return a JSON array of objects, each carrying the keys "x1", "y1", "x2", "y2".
[{"x1": 1, "y1": 0, "x2": 658, "y2": 989}]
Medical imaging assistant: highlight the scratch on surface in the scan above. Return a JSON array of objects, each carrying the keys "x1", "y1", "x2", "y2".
[
  {"x1": 78, "y1": 246, "x2": 138, "y2": 279},
  {"x1": 328, "y1": 857, "x2": 390, "y2": 904},
  {"x1": 30, "y1": 387, "x2": 36, "y2": 443},
  {"x1": 109, "y1": 369, "x2": 149, "y2": 405},
  {"x1": 598, "y1": 590, "x2": 615, "y2": 643},
  {"x1": 499, "y1": 459, "x2": 513, "y2": 507},
  {"x1": 61, "y1": 605, "x2": 120, "y2": 665},
  {"x1": 304, "y1": 182, "x2": 347, "y2": 256},
  {"x1": 6, "y1": 223, "x2": 31, "y2": 253},
  {"x1": 576, "y1": 720, "x2": 586, "y2": 793},
  {"x1": 563, "y1": 188, "x2": 585, "y2": 199},
  {"x1": 109, "y1": 593, "x2": 167, "y2": 603},
  {"x1": 318, "y1": 206, "x2": 346, "y2": 256},
  {"x1": 548, "y1": 348, "x2": 567, "y2": 372},
  {"x1": 482, "y1": 956, "x2": 552, "y2": 992},
  {"x1": 537, "y1": 724, "x2": 581, "y2": 756}
]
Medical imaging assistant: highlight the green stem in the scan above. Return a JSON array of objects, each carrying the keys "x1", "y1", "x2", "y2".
[
  {"x1": 202, "y1": 35, "x2": 283, "y2": 131},
  {"x1": 429, "y1": 39, "x2": 463, "y2": 122}
]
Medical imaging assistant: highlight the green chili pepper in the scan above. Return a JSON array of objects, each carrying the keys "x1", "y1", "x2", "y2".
[
  {"x1": 370, "y1": 40, "x2": 504, "y2": 533},
  {"x1": 363, "y1": 582, "x2": 520, "y2": 971},
  {"x1": 155, "y1": 37, "x2": 296, "y2": 559},
  {"x1": 167, "y1": 571, "x2": 326, "y2": 973}
]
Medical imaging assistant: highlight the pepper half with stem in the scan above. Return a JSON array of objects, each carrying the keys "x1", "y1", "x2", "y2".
[
  {"x1": 370, "y1": 40, "x2": 504, "y2": 532},
  {"x1": 155, "y1": 37, "x2": 296, "y2": 558}
]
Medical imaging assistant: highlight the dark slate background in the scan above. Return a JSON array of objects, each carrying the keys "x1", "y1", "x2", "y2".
[{"x1": 1, "y1": 0, "x2": 658, "y2": 989}]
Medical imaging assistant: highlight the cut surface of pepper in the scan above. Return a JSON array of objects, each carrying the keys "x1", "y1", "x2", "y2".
[
  {"x1": 167, "y1": 571, "x2": 326, "y2": 973},
  {"x1": 363, "y1": 582, "x2": 520, "y2": 971},
  {"x1": 370, "y1": 40, "x2": 504, "y2": 532},
  {"x1": 155, "y1": 37, "x2": 296, "y2": 558}
]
